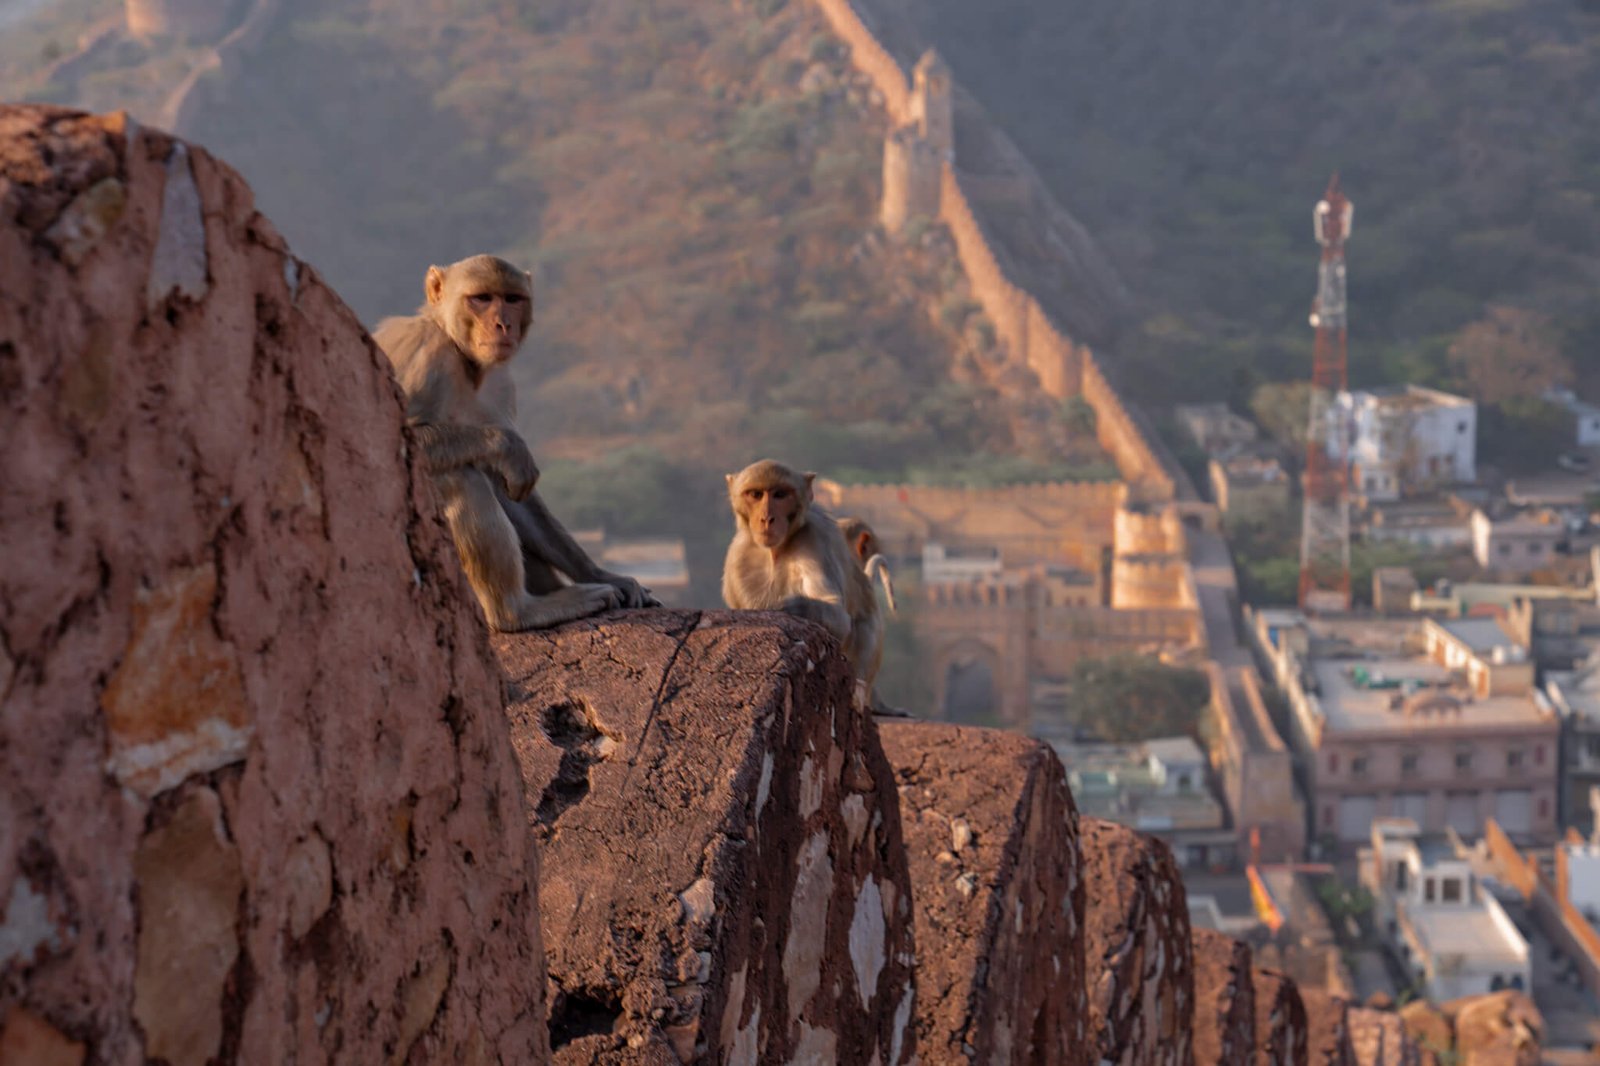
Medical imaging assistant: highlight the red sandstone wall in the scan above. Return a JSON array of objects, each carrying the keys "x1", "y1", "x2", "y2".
[{"x1": 0, "y1": 105, "x2": 547, "y2": 1063}]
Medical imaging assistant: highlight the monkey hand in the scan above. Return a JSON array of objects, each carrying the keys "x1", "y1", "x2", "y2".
[
  {"x1": 595, "y1": 570, "x2": 661, "y2": 609},
  {"x1": 492, "y1": 430, "x2": 540, "y2": 500}
]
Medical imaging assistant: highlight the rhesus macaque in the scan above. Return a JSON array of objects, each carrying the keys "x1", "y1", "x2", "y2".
[
  {"x1": 837, "y1": 515, "x2": 898, "y2": 616},
  {"x1": 722, "y1": 460, "x2": 884, "y2": 710},
  {"x1": 374, "y1": 254, "x2": 657, "y2": 631}
]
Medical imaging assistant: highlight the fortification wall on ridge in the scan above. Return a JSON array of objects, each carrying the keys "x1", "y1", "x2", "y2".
[{"x1": 812, "y1": 0, "x2": 911, "y2": 123}]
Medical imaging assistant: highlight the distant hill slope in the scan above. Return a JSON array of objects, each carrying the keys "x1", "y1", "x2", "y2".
[
  {"x1": 866, "y1": 0, "x2": 1600, "y2": 408},
  {"x1": 4, "y1": 0, "x2": 1125, "y2": 597}
]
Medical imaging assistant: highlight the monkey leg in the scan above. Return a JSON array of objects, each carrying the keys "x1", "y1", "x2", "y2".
[
  {"x1": 439, "y1": 470, "x2": 623, "y2": 631},
  {"x1": 437, "y1": 468, "x2": 541, "y2": 631}
]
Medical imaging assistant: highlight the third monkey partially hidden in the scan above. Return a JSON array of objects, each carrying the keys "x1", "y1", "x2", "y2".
[
  {"x1": 374, "y1": 254, "x2": 656, "y2": 631},
  {"x1": 722, "y1": 460, "x2": 884, "y2": 710},
  {"x1": 838, "y1": 515, "x2": 898, "y2": 617}
]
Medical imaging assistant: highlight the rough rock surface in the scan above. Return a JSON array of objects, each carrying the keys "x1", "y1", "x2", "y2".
[
  {"x1": 1303, "y1": 990, "x2": 1355, "y2": 1066},
  {"x1": 1079, "y1": 818, "x2": 1195, "y2": 1066},
  {"x1": 1252, "y1": 967, "x2": 1308, "y2": 1066},
  {"x1": 1400, "y1": 992, "x2": 1542, "y2": 1066},
  {"x1": 1191, "y1": 929, "x2": 1255, "y2": 1066},
  {"x1": 1347, "y1": 1007, "x2": 1419, "y2": 1066},
  {"x1": 496, "y1": 611, "x2": 917, "y2": 1066},
  {"x1": 878, "y1": 721, "x2": 1087, "y2": 1065},
  {"x1": 0, "y1": 105, "x2": 547, "y2": 1062}
]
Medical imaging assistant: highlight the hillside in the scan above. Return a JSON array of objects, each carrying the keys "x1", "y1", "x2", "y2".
[
  {"x1": 866, "y1": 0, "x2": 1600, "y2": 411},
  {"x1": 3, "y1": 0, "x2": 1123, "y2": 598}
]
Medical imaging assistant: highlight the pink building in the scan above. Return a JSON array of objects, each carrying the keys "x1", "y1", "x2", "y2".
[{"x1": 1252, "y1": 611, "x2": 1560, "y2": 849}]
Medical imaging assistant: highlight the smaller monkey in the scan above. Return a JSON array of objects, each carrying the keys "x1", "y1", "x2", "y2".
[
  {"x1": 837, "y1": 516, "x2": 898, "y2": 616},
  {"x1": 722, "y1": 460, "x2": 883, "y2": 711}
]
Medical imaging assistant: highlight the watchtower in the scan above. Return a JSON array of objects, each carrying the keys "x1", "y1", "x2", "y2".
[{"x1": 909, "y1": 50, "x2": 953, "y2": 162}]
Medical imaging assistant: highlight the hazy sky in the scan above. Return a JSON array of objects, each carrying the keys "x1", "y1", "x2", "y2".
[{"x1": 0, "y1": 0, "x2": 57, "y2": 31}]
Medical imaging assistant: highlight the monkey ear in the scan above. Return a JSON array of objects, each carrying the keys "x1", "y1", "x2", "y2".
[
  {"x1": 725, "y1": 473, "x2": 735, "y2": 488},
  {"x1": 856, "y1": 531, "x2": 871, "y2": 557},
  {"x1": 424, "y1": 265, "x2": 446, "y2": 305},
  {"x1": 803, "y1": 472, "x2": 816, "y2": 502}
]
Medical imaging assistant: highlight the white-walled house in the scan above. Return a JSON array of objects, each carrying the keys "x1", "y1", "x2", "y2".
[
  {"x1": 1360, "y1": 819, "x2": 1531, "y2": 1002},
  {"x1": 1340, "y1": 386, "x2": 1476, "y2": 502}
]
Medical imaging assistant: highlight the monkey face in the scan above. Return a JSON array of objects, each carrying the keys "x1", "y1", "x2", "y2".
[
  {"x1": 424, "y1": 256, "x2": 536, "y2": 368},
  {"x1": 743, "y1": 483, "x2": 802, "y2": 548},
  {"x1": 728, "y1": 460, "x2": 815, "y2": 550},
  {"x1": 463, "y1": 291, "x2": 529, "y2": 365}
]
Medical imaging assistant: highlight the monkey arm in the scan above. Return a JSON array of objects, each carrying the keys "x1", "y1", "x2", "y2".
[
  {"x1": 410, "y1": 422, "x2": 503, "y2": 473},
  {"x1": 778, "y1": 565, "x2": 851, "y2": 641},
  {"x1": 500, "y1": 488, "x2": 660, "y2": 608}
]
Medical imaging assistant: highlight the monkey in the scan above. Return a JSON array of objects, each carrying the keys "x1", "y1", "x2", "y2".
[
  {"x1": 722, "y1": 460, "x2": 884, "y2": 712},
  {"x1": 837, "y1": 515, "x2": 898, "y2": 617},
  {"x1": 373, "y1": 254, "x2": 657, "y2": 631}
]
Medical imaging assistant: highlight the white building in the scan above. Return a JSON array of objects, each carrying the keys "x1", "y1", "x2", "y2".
[
  {"x1": 1360, "y1": 819, "x2": 1531, "y2": 1002},
  {"x1": 1470, "y1": 509, "x2": 1564, "y2": 575},
  {"x1": 1545, "y1": 387, "x2": 1600, "y2": 448},
  {"x1": 1340, "y1": 386, "x2": 1476, "y2": 502},
  {"x1": 921, "y1": 542, "x2": 1003, "y2": 584}
]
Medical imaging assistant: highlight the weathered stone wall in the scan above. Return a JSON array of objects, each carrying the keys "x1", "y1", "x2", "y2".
[
  {"x1": 1080, "y1": 818, "x2": 1196, "y2": 1066},
  {"x1": 1302, "y1": 990, "x2": 1356, "y2": 1066},
  {"x1": 1347, "y1": 1007, "x2": 1420, "y2": 1066},
  {"x1": 1253, "y1": 967, "x2": 1309, "y2": 1066},
  {"x1": 0, "y1": 105, "x2": 547, "y2": 1063},
  {"x1": 1192, "y1": 929, "x2": 1256, "y2": 1066},
  {"x1": 497, "y1": 612, "x2": 917, "y2": 1065},
  {"x1": 1401, "y1": 992, "x2": 1542, "y2": 1066},
  {"x1": 879, "y1": 721, "x2": 1087, "y2": 1064}
]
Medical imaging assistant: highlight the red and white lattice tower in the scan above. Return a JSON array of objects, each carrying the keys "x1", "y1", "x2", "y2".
[{"x1": 1298, "y1": 175, "x2": 1353, "y2": 612}]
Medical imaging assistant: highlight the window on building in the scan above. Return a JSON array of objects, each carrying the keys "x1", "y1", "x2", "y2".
[
  {"x1": 1458, "y1": 421, "x2": 1468, "y2": 434},
  {"x1": 1455, "y1": 750, "x2": 1473, "y2": 774},
  {"x1": 1498, "y1": 544, "x2": 1512, "y2": 557},
  {"x1": 1442, "y1": 878, "x2": 1463, "y2": 903},
  {"x1": 1328, "y1": 753, "x2": 1340, "y2": 774},
  {"x1": 1177, "y1": 773, "x2": 1192, "y2": 790},
  {"x1": 1401, "y1": 752, "x2": 1419, "y2": 773},
  {"x1": 1425, "y1": 878, "x2": 1436, "y2": 902},
  {"x1": 1395, "y1": 864, "x2": 1408, "y2": 890},
  {"x1": 1528, "y1": 543, "x2": 1545, "y2": 557},
  {"x1": 1491, "y1": 974, "x2": 1506, "y2": 991},
  {"x1": 1351, "y1": 755, "x2": 1368, "y2": 779},
  {"x1": 1507, "y1": 749, "x2": 1523, "y2": 771},
  {"x1": 1511, "y1": 973, "x2": 1525, "y2": 991}
]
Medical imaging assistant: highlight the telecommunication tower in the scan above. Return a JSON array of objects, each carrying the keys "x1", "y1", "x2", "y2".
[{"x1": 1298, "y1": 175, "x2": 1353, "y2": 612}]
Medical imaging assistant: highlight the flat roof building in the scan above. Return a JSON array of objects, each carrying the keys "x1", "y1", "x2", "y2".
[
  {"x1": 1250, "y1": 611, "x2": 1560, "y2": 848},
  {"x1": 1359, "y1": 819, "x2": 1530, "y2": 1003}
]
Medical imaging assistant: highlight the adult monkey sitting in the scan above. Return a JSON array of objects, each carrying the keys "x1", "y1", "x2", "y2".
[
  {"x1": 375, "y1": 254, "x2": 657, "y2": 631},
  {"x1": 722, "y1": 460, "x2": 884, "y2": 710}
]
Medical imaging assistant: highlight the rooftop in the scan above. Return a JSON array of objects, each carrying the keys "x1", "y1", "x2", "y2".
[
  {"x1": 1406, "y1": 905, "x2": 1526, "y2": 967},
  {"x1": 1437, "y1": 618, "x2": 1518, "y2": 656},
  {"x1": 1312, "y1": 658, "x2": 1547, "y2": 735},
  {"x1": 1353, "y1": 384, "x2": 1473, "y2": 410}
]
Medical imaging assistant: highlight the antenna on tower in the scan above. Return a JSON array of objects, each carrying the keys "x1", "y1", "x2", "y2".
[{"x1": 1299, "y1": 174, "x2": 1353, "y2": 612}]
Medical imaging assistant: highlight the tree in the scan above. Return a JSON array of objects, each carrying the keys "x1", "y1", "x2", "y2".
[
  {"x1": 1447, "y1": 307, "x2": 1571, "y2": 404},
  {"x1": 1249, "y1": 381, "x2": 1314, "y2": 455},
  {"x1": 1063, "y1": 654, "x2": 1210, "y2": 742}
]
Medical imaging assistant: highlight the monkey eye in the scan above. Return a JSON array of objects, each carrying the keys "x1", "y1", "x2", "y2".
[
  {"x1": 467, "y1": 293, "x2": 493, "y2": 308},
  {"x1": 771, "y1": 488, "x2": 792, "y2": 500},
  {"x1": 503, "y1": 293, "x2": 528, "y2": 305}
]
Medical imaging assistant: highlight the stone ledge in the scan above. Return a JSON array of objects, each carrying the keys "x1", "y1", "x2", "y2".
[
  {"x1": 497, "y1": 611, "x2": 916, "y2": 1065},
  {"x1": 878, "y1": 720, "x2": 1087, "y2": 1065}
]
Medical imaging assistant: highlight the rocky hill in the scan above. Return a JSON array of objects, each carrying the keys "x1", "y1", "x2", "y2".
[{"x1": 865, "y1": 0, "x2": 1600, "y2": 409}]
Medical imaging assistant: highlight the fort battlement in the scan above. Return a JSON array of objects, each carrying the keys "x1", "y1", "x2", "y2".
[{"x1": 813, "y1": 0, "x2": 1174, "y2": 500}]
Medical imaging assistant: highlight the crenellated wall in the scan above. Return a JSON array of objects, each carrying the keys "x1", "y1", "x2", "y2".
[
  {"x1": 815, "y1": 0, "x2": 1175, "y2": 499},
  {"x1": 812, "y1": 0, "x2": 912, "y2": 123}
]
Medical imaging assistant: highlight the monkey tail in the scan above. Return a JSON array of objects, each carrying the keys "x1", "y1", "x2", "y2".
[{"x1": 864, "y1": 554, "x2": 897, "y2": 616}]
